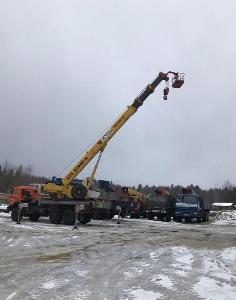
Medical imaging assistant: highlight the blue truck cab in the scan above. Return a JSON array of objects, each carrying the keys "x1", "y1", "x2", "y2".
[{"x1": 174, "y1": 188, "x2": 210, "y2": 223}]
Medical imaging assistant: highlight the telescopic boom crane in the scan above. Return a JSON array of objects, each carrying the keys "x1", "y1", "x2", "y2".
[{"x1": 43, "y1": 71, "x2": 184, "y2": 200}]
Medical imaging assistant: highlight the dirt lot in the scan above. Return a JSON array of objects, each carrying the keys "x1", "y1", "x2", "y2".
[{"x1": 0, "y1": 212, "x2": 236, "y2": 300}]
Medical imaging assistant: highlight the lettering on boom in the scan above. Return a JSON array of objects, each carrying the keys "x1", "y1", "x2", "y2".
[{"x1": 65, "y1": 156, "x2": 88, "y2": 182}]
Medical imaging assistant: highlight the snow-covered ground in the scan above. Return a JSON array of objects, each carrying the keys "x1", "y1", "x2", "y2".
[
  {"x1": 0, "y1": 203, "x2": 8, "y2": 211},
  {"x1": 0, "y1": 212, "x2": 236, "y2": 300},
  {"x1": 211, "y1": 210, "x2": 236, "y2": 225}
]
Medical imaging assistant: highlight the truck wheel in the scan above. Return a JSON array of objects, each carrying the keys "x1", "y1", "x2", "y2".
[
  {"x1": 49, "y1": 207, "x2": 62, "y2": 224},
  {"x1": 62, "y1": 208, "x2": 75, "y2": 225},
  {"x1": 148, "y1": 213, "x2": 154, "y2": 220},
  {"x1": 11, "y1": 207, "x2": 21, "y2": 222},
  {"x1": 203, "y1": 213, "x2": 209, "y2": 222},
  {"x1": 176, "y1": 217, "x2": 182, "y2": 222},
  {"x1": 107, "y1": 210, "x2": 115, "y2": 219},
  {"x1": 71, "y1": 184, "x2": 87, "y2": 200},
  {"x1": 166, "y1": 216, "x2": 171, "y2": 222},
  {"x1": 29, "y1": 213, "x2": 40, "y2": 222},
  {"x1": 197, "y1": 217, "x2": 202, "y2": 223},
  {"x1": 95, "y1": 210, "x2": 104, "y2": 220},
  {"x1": 78, "y1": 213, "x2": 91, "y2": 224},
  {"x1": 130, "y1": 212, "x2": 140, "y2": 219}
]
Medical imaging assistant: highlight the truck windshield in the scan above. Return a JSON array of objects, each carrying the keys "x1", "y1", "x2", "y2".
[
  {"x1": 13, "y1": 188, "x2": 20, "y2": 195},
  {"x1": 149, "y1": 196, "x2": 167, "y2": 207},
  {"x1": 176, "y1": 195, "x2": 199, "y2": 208}
]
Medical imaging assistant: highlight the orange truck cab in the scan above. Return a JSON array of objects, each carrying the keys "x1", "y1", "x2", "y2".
[
  {"x1": 8, "y1": 186, "x2": 39, "y2": 206},
  {"x1": 7, "y1": 186, "x2": 41, "y2": 222}
]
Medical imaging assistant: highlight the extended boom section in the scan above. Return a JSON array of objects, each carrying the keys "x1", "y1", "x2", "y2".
[{"x1": 43, "y1": 71, "x2": 184, "y2": 200}]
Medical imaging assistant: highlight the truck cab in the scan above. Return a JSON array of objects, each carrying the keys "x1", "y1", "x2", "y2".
[
  {"x1": 146, "y1": 189, "x2": 175, "y2": 222},
  {"x1": 7, "y1": 186, "x2": 40, "y2": 222},
  {"x1": 8, "y1": 186, "x2": 39, "y2": 206},
  {"x1": 174, "y1": 188, "x2": 209, "y2": 223}
]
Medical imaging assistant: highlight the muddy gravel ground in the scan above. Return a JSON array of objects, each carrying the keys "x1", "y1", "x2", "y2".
[{"x1": 0, "y1": 212, "x2": 236, "y2": 300}]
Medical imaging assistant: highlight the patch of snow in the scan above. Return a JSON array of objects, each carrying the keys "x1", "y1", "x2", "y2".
[
  {"x1": 14, "y1": 224, "x2": 34, "y2": 230},
  {"x1": 203, "y1": 257, "x2": 220, "y2": 272},
  {"x1": 172, "y1": 246, "x2": 193, "y2": 271},
  {"x1": 221, "y1": 248, "x2": 236, "y2": 261},
  {"x1": 214, "y1": 272, "x2": 235, "y2": 281},
  {"x1": 171, "y1": 263, "x2": 182, "y2": 268},
  {"x1": 74, "y1": 290, "x2": 91, "y2": 299},
  {"x1": 176, "y1": 253, "x2": 193, "y2": 265},
  {"x1": 193, "y1": 276, "x2": 236, "y2": 300},
  {"x1": 151, "y1": 274, "x2": 175, "y2": 290},
  {"x1": 42, "y1": 280, "x2": 58, "y2": 290},
  {"x1": 76, "y1": 269, "x2": 89, "y2": 277},
  {"x1": 175, "y1": 270, "x2": 188, "y2": 277},
  {"x1": 139, "y1": 263, "x2": 151, "y2": 267},
  {"x1": 124, "y1": 271, "x2": 136, "y2": 279},
  {"x1": 131, "y1": 267, "x2": 143, "y2": 274},
  {"x1": 212, "y1": 203, "x2": 233, "y2": 207},
  {"x1": 0, "y1": 204, "x2": 8, "y2": 209},
  {"x1": 126, "y1": 288, "x2": 163, "y2": 300},
  {"x1": 150, "y1": 252, "x2": 159, "y2": 260},
  {"x1": 212, "y1": 210, "x2": 236, "y2": 225},
  {"x1": 5, "y1": 292, "x2": 17, "y2": 300}
]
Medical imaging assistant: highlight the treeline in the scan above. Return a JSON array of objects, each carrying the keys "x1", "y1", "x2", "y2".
[
  {"x1": 133, "y1": 182, "x2": 236, "y2": 205},
  {"x1": 1, "y1": 160, "x2": 235, "y2": 204},
  {"x1": 112, "y1": 181, "x2": 236, "y2": 205},
  {"x1": 0, "y1": 161, "x2": 48, "y2": 193}
]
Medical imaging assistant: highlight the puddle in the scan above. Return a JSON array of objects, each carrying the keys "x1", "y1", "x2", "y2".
[{"x1": 38, "y1": 251, "x2": 72, "y2": 262}]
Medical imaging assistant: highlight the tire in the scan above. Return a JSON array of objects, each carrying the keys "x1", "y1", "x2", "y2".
[
  {"x1": 176, "y1": 217, "x2": 182, "y2": 222},
  {"x1": 29, "y1": 213, "x2": 40, "y2": 222},
  {"x1": 71, "y1": 184, "x2": 87, "y2": 200},
  {"x1": 148, "y1": 213, "x2": 154, "y2": 220},
  {"x1": 166, "y1": 216, "x2": 171, "y2": 222},
  {"x1": 49, "y1": 207, "x2": 62, "y2": 224},
  {"x1": 120, "y1": 211, "x2": 126, "y2": 218},
  {"x1": 11, "y1": 207, "x2": 21, "y2": 222},
  {"x1": 203, "y1": 212, "x2": 209, "y2": 222},
  {"x1": 96, "y1": 210, "x2": 105, "y2": 220},
  {"x1": 185, "y1": 217, "x2": 191, "y2": 223},
  {"x1": 197, "y1": 217, "x2": 202, "y2": 223},
  {"x1": 78, "y1": 213, "x2": 91, "y2": 224},
  {"x1": 107, "y1": 210, "x2": 115, "y2": 219},
  {"x1": 130, "y1": 212, "x2": 140, "y2": 219},
  {"x1": 62, "y1": 208, "x2": 75, "y2": 225}
]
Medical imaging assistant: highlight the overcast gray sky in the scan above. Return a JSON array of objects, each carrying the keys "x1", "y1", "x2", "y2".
[{"x1": 0, "y1": 0, "x2": 235, "y2": 189}]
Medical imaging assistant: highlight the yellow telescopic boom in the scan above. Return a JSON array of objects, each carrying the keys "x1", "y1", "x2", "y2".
[{"x1": 44, "y1": 71, "x2": 184, "y2": 200}]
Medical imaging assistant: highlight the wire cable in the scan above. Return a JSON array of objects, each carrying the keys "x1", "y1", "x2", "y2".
[{"x1": 56, "y1": 108, "x2": 127, "y2": 177}]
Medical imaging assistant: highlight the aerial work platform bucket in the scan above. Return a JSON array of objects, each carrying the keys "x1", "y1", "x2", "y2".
[{"x1": 172, "y1": 73, "x2": 185, "y2": 88}]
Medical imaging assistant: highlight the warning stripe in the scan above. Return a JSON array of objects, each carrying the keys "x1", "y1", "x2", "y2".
[{"x1": 19, "y1": 203, "x2": 28, "y2": 209}]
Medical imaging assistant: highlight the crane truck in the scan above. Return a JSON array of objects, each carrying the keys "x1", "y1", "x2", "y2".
[
  {"x1": 8, "y1": 71, "x2": 184, "y2": 225},
  {"x1": 118, "y1": 187, "x2": 147, "y2": 219}
]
